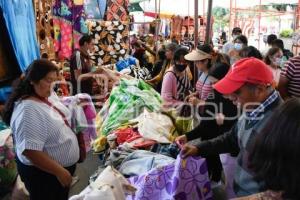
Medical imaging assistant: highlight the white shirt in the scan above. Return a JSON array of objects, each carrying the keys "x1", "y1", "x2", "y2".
[
  {"x1": 11, "y1": 100, "x2": 79, "y2": 167},
  {"x1": 222, "y1": 41, "x2": 234, "y2": 54}
]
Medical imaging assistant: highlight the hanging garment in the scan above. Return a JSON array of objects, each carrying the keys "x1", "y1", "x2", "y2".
[
  {"x1": 105, "y1": 0, "x2": 129, "y2": 21},
  {"x1": 0, "y1": 0, "x2": 40, "y2": 72},
  {"x1": 126, "y1": 154, "x2": 212, "y2": 200},
  {"x1": 60, "y1": 93, "x2": 97, "y2": 151},
  {"x1": 89, "y1": 20, "x2": 129, "y2": 66},
  {"x1": 0, "y1": 8, "x2": 19, "y2": 84},
  {"x1": 34, "y1": 0, "x2": 55, "y2": 59},
  {"x1": 171, "y1": 15, "x2": 183, "y2": 39},
  {"x1": 84, "y1": 0, "x2": 107, "y2": 19},
  {"x1": 53, "y1": 0, "x2": 88, "y2": 59}
]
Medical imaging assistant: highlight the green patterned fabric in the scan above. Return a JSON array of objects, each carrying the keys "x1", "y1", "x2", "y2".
[{"x1": 98, "y1": 78, "x2": 162, "y2": 136}]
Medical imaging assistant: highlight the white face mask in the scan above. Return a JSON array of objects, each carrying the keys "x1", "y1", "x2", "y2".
[
  {"x1": 273, "y1": 57, "x2": 282, "y2": 66},
  {"x1": 234, "y1": 43, "x2": 243, "y2": 50},
  {"x1": 232, "y1": 34, "x2": 238, "y2": 40}
]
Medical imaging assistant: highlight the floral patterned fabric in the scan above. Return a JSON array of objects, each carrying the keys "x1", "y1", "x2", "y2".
[
  {"x1": 0, "y1": 129, "x2": 17, "y2": 187},
  {"x1": 35, "y1": 0, "x2": 56, "y2": 59},
  {"x1": 89, "y1": 20, "x2": 129, "y2": 65},
  {"x1": 53, "y1": 0, "x2": 88, "y2": 59},
  {"x1": 126, "y1": 154, "x2": 213, "y2": 200}
]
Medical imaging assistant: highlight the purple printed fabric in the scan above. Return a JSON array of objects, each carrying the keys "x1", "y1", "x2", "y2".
[
  {"x1": 52, "y1": 0, "x2": 88, "y2": 59},
  {"x1": 126, "y1": 154, "x2": 213, "y2": 200}
]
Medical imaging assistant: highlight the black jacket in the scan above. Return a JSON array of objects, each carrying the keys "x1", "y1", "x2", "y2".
[{"x1": 185, "y1": 90, "x2": 238, "y2": 142}]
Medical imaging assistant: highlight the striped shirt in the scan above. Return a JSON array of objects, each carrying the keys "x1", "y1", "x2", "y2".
[
  {"x1": 11, "y1": 100, "x2": 79, "y2": 167},
  {"x1": 161, "y1": 70, "x2": 191, "y2": 105},
  {"x1": 281, "y1": 56, "x2": 300, "y2": 97},
  {"x1": 196, "y1": 72, "x2": 213, "y2": 100},
  {"x1": 176, "y1": 71, "x2": 191, "y2": 101}
]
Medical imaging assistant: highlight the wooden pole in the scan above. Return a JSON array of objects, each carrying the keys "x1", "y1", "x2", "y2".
[
  {"x1": 194, "y1": 0, "x2": 199, "y2": 48},
  {"x1": 258, "y1": 0, "x2": 262, "y2": 50},
  {"x1": 229, "y1": 0, "x2": 232, "y2": 36},
  {"x1": 205, "y1": 0, "x2": 213, "y2": 44}
]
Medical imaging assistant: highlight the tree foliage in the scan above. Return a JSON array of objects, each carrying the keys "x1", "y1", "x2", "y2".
[{"x1": 212, "y1": 7, "x2": 230, "y2": 31}]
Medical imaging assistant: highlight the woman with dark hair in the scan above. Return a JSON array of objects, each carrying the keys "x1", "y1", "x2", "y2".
[
  {"x1": 229, "y1": 35, "x2": 248, "y2": 64},
  {"x1": 147, "y1": 42, "x2": 180, "y2": 93},
  {"x1": 264, "y1": 47, "x2": 283, "y2": 87},
  {"x1": 236, "y1": 98, "x2": 300, "y2": 200},
  {"x1": 239, "y1": 46, "x2": 263, "y2": 60},
  {"x1": 3, "y1": 59, "x2": 79, "y2": 200},
  {"x1": 161, "y1": 47, "x2": 192, "y2": 106},
  {"x1": 184, "y1": 44, "x2": 214, "y2": 105},
  {"x1": 151, "y1": 47, "x2": 166, "y2": 78}
]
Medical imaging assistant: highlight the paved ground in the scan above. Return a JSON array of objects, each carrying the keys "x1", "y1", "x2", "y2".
[{"x1": 69, "y1": 152, "x2": 103, "y2": 198}]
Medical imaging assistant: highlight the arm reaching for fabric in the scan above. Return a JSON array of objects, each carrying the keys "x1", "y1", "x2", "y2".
[
  {"x1": 181, "y1": 124, "x2": 240, "y2": 158},
  {"x1": 23, "y1": 150, "x2": 72, "y2": 187}
]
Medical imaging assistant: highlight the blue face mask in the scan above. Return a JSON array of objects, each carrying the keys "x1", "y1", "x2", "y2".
[
  {"x1": 274, "y1": 57, "x2": 283, "y2": 67},
  {"x1": 234, "y1": 43, "x2": 243, "y2": 50}
]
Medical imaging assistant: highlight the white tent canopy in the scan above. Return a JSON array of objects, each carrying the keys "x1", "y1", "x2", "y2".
[{"x1": 136, "y1": 0, "x2": 299, "y2": 16}]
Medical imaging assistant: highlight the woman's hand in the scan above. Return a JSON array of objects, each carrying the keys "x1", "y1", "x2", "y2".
[
  {"x1": 56, "y1": 168, "x2": 72, "y2": 187},
  {"x1": 182, "y1": 144, "x2": 199, "y2": 158},
  {"x1": 23, "y1": 150, "x2": 75, "y2": 188},
  {"x1": 216, "y1": 113, "x2": 225, "y2": 126},
  {"x1": 188, "y1": 97, "x2": 205, "y2": 106},
  {"x1": 184, "y1": 92, "x2": 197, "y2": 102},
  {"x1": 175, "y1": 135, "x2": 188, "y2": 146}
]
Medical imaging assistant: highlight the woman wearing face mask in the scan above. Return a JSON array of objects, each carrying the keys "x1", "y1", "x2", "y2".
[
  {"x1": 161, "y1": 47, "x2": 192, "y2": 106},
  {"x1": 264, "y1": 47, "x2": 283, "y2": 87},
  {"x1": 229, "y1": 35, "x2": 248, "y2": 65}
]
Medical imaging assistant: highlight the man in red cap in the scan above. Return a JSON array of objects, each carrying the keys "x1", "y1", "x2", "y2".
[{"x1": 181, "y1": 57, "x2": 283, "y2": 197}]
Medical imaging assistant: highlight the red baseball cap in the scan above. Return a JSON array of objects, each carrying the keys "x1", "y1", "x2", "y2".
[{"x1": 213, "y1": 57, "x2": 273, "y2": 95}]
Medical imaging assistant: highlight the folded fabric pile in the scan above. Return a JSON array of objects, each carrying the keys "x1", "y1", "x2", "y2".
[
  {"x1": 93, "y1": 78, "x2": 162, "y2": 152},
  {"x1": 126, "y1": 154, "x2": 213, "y2": 200}
]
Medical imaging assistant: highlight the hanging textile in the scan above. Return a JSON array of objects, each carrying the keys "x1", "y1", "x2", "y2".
[
  {"x1": 171, "y1": 15, "x2": 183, "y2": 40},
  {"x1": 126, "y1": 154, "x2": 213, "y2": 200},
  {"x1": 0, "y1": 0, "x2": 40, "y2": 72},
  {"x1": 53, "y1": 0, "x2": 88, "y2": 59},
  {"x1": 0, "y1": 7, "x2": 20, "y2": 82},
  {"x1": 84, "y1": 0, "x2": 107, "y2": 19},
  {"x1": 89, "y1": 20, "x2": 129, "y2": 65},
  {"x1": 105, "y1": 0, "x2": 129, "y2": 21},
  {"x1": 34, "y1": 0, "x2": 55, "y2": 59}
]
